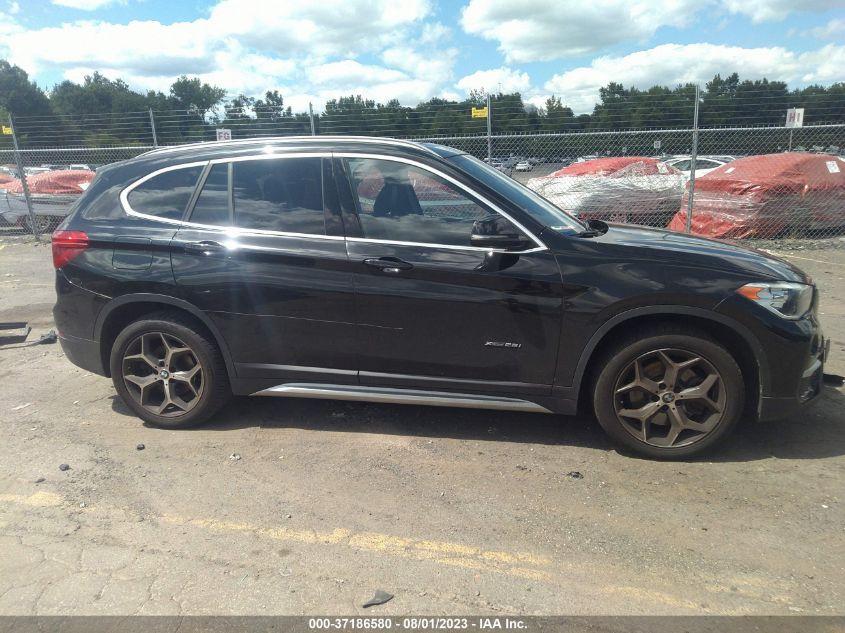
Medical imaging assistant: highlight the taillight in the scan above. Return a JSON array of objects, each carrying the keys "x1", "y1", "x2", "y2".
[{"x1": 52, "y1": 230, "x2": 89, "y2": 269}]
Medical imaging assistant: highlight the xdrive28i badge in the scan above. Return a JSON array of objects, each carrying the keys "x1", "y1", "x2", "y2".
[{"x1": 484, "y1": 341, "x2": 522, "y2": 348}]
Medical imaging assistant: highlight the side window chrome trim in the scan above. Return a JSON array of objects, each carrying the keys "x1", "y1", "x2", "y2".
[
  {"x1": 119, "y1": 160, "x2": 208, "y2": 224},
  {"x1": 335, "y1": 152, "x2": 547, "y2": 254},
  {"x1": 120, "y1": 150, "x2": 549, "y2": 253},
  {"x1": 344, "y1": 236, "x2": 546, "y2": 254}
]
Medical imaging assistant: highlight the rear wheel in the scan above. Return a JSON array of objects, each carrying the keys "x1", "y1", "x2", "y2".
[
  {"x1": 23, "y1": 215, "x2": 58, "y2": 234},
  {"x1": 110, "y1": 312, "x2": 230, "y2": 428},
  {"x1": 592, "y1": 325, "x2": 744, "y2": 459}
]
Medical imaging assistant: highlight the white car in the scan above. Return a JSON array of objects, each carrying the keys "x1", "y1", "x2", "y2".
[
  {"x1": 665, "y1": 155, "x2": 733, "y2": 179},
  {"x1": 514, "y1": 160, "x2": 533, "y2": 172}
]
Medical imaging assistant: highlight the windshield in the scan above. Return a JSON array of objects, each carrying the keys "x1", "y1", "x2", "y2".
[{"x1": 447, "y1": 153, "x2": 585, "y2": 233}]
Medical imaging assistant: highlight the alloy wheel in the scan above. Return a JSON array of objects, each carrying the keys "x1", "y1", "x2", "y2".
[
  {"x1": 122, "y1": 331, "x2": 204, "y2": 417},
  {"x1": 613, "y1": 348, "x2": 726, "y2": 448}
]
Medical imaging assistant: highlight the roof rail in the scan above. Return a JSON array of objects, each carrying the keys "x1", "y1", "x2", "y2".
[{"x1": 139, "y1": 135, "x2": 439, "y2": 158}]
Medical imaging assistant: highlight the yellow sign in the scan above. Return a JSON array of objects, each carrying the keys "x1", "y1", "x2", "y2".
[
  {"x1": 1, "y1": 126, "x2": 12, "y2": 135},
  {"x1": 471, "y1": 107, "x2": 488, "y2": 119}
]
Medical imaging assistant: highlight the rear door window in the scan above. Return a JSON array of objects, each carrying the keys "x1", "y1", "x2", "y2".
[
  {"x1": 232, "y1": 157, "x2": 325, "y2": 234},
  {"x1": 126, "y1": 165, "x2": 203, "y2": 220}
]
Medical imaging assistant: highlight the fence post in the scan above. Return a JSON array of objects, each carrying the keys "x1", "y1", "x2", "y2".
[
  {"x1": 309, "y1": 102, "x2": 316, "y2": 136},
  {"x1": 684, "y1": 84, "x2": 701, "y2": 234},
  {"x1": 148, "y1": 108, "x2": 158, "y2": 148},
  {"x1": 486, "y1": 93, "x2": 492, "y2": 163},
  {"x1": 8, "y1": 115, "x2": 40, "y2": 241}
]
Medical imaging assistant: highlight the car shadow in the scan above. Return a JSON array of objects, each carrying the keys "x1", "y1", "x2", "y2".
[{"x1": 111, "y1": 386, "x2": 845, "y2": 462}]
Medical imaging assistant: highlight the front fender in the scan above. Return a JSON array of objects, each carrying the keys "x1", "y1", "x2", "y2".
[{"x1": 561, "y1": 305, "x2": 769, "y2": 401}]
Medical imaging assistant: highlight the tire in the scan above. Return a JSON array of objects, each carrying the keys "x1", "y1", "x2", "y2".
[
  {"x1": 592, "y1": 324, "x2": 744, "y2": 459},
  {"x1": 23, "y1": 215, "x2": 57, "y2": 234},
  {"x1": 110, "y1": 311, "x2": 231, "y2": 428}
]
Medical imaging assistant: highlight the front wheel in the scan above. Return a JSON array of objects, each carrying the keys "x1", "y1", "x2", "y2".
[
  {"x1": 110, "y1": 312, "x2": 231, "y2": 428},
  {"x1": 592, "y1": 325, "x2": 744, "y2": 459}
]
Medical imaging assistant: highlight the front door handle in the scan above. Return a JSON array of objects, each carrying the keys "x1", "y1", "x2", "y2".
[
  {"x1": 363, "y1": 257, "x2": 413, "y2": 273},
  {"x1": 184, "y1": 240, "x2": 226, "y2": 256}
]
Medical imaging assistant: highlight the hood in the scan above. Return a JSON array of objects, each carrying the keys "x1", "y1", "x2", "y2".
[{"x1": 550, "y1": 223, "x2": 810, "y2": 284}]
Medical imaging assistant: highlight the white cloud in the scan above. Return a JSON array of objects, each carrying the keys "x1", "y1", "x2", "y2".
[
  {"x1": 456, "y1": 67, "x2": 531, "y2": 94},
  {"x1": 52, "y1": 0, "x2": 121, "y2": 9},
  {"x1": 6, "y1": 0, "x2": 432, "y2": 76},
  {"x1": 544, "y1": 43, "x2": 845, "y2": 113},
  {"x1": 382, "y1": 46, "x2": 457, "y2": 81},
  {"x1": 460, "y1": 0, "x2": 700, "y2": 62},
  {"x1": 0, "y1": 4, "x2": 21, "y2": 43},
  {"x1": 206, "y1": 0, "x2": 430, "y2": 59},
  {"x1": 721, "y1": 0, "x2": 845, "y2": 23},
  {"x1": 9, "y1": 19, "x2": 216, "y2": 76},
  {"x1": 311, "y1": 60, "x2": 408, "y2": 86},
  {"x1": 805, "y1": 17, "x2": 845, "y2": 39},
  {"x1": 419, "y1": 22, "x2": 450, "y2": 44},
  {"x1": 460, "y1": 0, "x2": 845, "y2": 63},
  {"x1": 8, "y1": 1, "x2": 20, "y2": 14},
  {"x1": 3, "y1": 0, "x2": 449, "y2": 106}
]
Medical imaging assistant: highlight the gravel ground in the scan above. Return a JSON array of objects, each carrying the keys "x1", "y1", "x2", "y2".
[{"x1": 0, "y1": 234, "x2": 843, "y2": 616}]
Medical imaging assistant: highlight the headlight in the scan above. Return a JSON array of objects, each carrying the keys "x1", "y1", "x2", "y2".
[{"x1": 736, "y1": 282, "x2": 814, "y2": 319}]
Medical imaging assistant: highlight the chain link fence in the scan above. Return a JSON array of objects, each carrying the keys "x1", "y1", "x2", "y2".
[{"x1": 1, "y1": 97, "x2": 843, "y2": 242}]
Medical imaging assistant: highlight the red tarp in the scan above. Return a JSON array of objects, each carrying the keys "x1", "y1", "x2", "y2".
[
  {"x1": 552, "y1": 156, "x2": 680, "y2": 177},
  {"x1": 669, "y1": 153, "x2": 845, "y2": 239},
  {"x1": 3, "y1": 169, "x2": 95, "y2": 195}
]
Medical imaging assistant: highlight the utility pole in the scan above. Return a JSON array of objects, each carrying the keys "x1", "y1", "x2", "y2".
[
  {"x1": 486, "y1": 93, "x2": 492, "y2": 164},
  {"x1": 685, "y1": 84, "x2": 701, "y2": 235},
  {"x1": 309, "y1": 102, "x2": 316, "y2": 136}
]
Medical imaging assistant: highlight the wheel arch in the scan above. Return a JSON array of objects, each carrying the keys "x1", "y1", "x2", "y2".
[
  {"x1": 95, "y1": 294, "x2": 236, "y2": 379},
  {"x1": 572, "y1": 306, "x2": 768, "y2": 419}
]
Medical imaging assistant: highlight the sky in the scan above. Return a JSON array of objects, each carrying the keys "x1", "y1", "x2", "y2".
[{"x1": 1, "y1": 0, "x2": 844, "y2": 114}]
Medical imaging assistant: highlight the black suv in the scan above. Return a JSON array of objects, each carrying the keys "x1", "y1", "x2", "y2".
[{"x1": 52, "y1": 137, "x2": 826, "y2": 458}]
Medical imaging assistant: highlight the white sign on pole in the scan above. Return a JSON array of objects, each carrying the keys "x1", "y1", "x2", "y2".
[
  {"x1": 785, "y1": 108, "x2": 804, "y2": 128},
  {"x1": 216, "y1": 128, "x2": 232, "y2": 141}
]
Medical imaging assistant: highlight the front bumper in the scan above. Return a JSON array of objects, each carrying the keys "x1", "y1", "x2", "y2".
[{"x1": 759, "y1": 333, "x2": 828, "y2": 421}]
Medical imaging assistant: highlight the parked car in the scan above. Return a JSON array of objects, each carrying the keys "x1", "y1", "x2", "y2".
[
  {"x1": 52, "y1": 136, "x2": 826, "y2": 458},
  {"x1": 514, "y1": 160, "x2": 533, "y2": 172},
  {"x1": 1, "y1": 169, "x2": 95, "y2": 232},
  {"x1": 526, "y1": 156, "x2": 685, "y2": 226},
  {"x1": 669, "y1": 152, "x2": 845, "y2": 239},
  {"x1": 665, "y1": 155, "x2": 733, "y2": 179}
]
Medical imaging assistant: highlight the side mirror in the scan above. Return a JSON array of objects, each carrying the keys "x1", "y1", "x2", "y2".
[{"x1": 470, "y1": 215, "x2": 531, "y2": 251}]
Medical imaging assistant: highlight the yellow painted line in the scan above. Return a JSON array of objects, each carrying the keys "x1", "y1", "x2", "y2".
[
  {"x1": 0, "y1": 491, "x2": 62, "y2": 507},
  {"x1": 0, "y1": 491, "x2": 760, "y2": 609},
  {"x1": 160, "y1": 515, "x2": 551, "y2": 580},
  {"x1": 0, "y1": 491, "x2": 547, "y2": 579}
]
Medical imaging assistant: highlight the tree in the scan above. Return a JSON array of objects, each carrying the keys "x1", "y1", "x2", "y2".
[
  {"x1": 0, "y1": 60, "x2": 51, "y2": 146},
  {"x1": 541, "y1": 96, "x2": 576, "y2": 132},
  {"x1": 169, "y1": 76, "x2": 226, "y2": 116}
]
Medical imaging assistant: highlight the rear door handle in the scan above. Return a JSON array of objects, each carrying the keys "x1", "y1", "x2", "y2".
[
  {"x1": 184, "y1": 240, "x2": 226, "y2": 256},
  {"x1": 363, "y1": 257, "x2": 413, "y2": 273}
]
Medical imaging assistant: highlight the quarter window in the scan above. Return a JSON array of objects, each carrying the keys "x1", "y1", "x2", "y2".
[
  {"x1": 232, "y1": 157, "x2": 325, "y2": 234},
  {"x1": 127, "y1": 165, "x2": 203, "y2": 220},
  {"x1": 190, "y1": 163, "x2": 230, "y2": 226},
  {"x1": 345, "y1": 158, "x2": 502, "y2": 247}
]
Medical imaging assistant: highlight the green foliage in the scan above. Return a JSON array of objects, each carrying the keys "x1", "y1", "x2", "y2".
[{"x1": 0, "y1": 58, "x2": 842, "y2": 150}]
